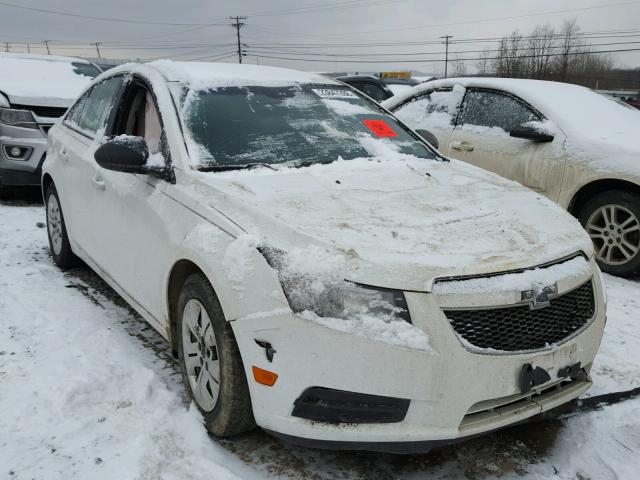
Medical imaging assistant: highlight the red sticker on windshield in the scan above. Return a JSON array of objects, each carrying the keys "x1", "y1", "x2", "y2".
[{"x1": 362, "y1": 119, "x2": 398, "y2": 138}]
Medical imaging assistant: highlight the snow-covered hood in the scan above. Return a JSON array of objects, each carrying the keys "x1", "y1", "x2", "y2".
[
  {"x1": 197, "y1": 158, "x2": 593, "y2": 291},
  {"x1": 0, "y1": 55, "x2": 94, "y2": 107}
]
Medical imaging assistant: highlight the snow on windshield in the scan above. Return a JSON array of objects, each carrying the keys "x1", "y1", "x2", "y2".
[{"x1": 179, "y1": 84, "x2": 435, "y2": 168}]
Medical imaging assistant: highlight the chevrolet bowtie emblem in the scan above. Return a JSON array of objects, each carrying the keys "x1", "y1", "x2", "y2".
[{"x1": 521, "y1": 283, "x2": 558, "y2": 309}]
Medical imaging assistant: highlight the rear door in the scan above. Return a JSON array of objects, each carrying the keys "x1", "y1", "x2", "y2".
[
  {"x1": 449, "y1": 88, "x2": 566, "y2": 200},
  {"x1": 391, "y1": 87, "x2": 463, "y2": 154},
  {"x1": 58, "y1": 76, "x2": 124, "y2": 256}
]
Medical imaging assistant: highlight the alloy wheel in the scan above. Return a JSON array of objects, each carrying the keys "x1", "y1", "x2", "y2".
[
  {"x1": 181, "y1": 298, "x2": 221, "y2": 412},
  {"x1": 586, "y1": 204, "x2": 640, "y2": 266},
  {"x1": 47, "y1": 194, "x2": 63, "y2": 256}
]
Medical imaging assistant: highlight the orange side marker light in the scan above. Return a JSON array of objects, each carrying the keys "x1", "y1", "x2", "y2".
[{"x1": 252, "y1": 365, "x2": 278, "y2": 386}]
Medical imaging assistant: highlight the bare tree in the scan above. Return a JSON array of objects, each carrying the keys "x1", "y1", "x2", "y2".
[
  {"x1": 556, "y1": 18, "x2": 580, "y2": 81},
  {"x1": 476, "y1": 48, "x2": 493, "y2": 76},
  {"x1": 452, "y1": 55, "x2": 467, "y2": 76},
  {"x1": 526, "y1": 24, "x2": 555, "y2": 79}
]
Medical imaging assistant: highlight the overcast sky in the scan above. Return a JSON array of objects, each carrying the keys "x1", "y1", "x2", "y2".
[{"x1": 0, "y1": 0, "x2": 639, "y2": 74}]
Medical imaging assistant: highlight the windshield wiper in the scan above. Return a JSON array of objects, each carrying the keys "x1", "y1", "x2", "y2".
[{"x1": 197, "y1": 163, "x2": 278, "y2": 172}]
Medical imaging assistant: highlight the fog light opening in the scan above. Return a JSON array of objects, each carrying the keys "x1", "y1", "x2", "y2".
[{"x1": 3, "y1": 145, "x2": 32, "y2": 161}]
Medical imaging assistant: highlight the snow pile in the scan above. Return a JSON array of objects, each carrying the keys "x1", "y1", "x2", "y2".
[
  {"x1": 322, "y1": 98, "x2": 376, "y2": 116},
  {"x1": 432, "y1": 256, "x2": 591, "y2": 295},
  {"x1": 0, "y1": 205, "x2": 257, "y2": 480},
  {"x1": 262, "y1": 244, "x2": 430, "y2": 351},
  {"x1": 203, "y1": 134, "x2": 592, "y2": 287},
  {"x1": 0, "y1": 53, "x2": 96, "y2": 106},
  {"x1": 222, "y1": 233, "x2": 260, "y2": 286}
]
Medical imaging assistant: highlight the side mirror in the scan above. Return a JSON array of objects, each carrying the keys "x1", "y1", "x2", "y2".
[
  {"x1": 95, "y1": 135, "x2": 149, "y2": 173},
  {"x1": 509, "y1": 123, "x2": 554, "y2": 142},
  {"x1": 415, "y1": 129, "x2": 440, "y2": 150}
]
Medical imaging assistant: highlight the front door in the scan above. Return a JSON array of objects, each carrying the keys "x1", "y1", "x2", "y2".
[
  {"x1": 87, "y1": 78, "x2": 176, "y2": 324},
  {"x1": 448, "y1": 88, "x2": 566, "y2": 201}
]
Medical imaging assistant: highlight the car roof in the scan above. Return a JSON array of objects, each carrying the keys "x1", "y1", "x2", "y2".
[{"x1": 145, "y1": 60, "x2": 341, "y2": 88}]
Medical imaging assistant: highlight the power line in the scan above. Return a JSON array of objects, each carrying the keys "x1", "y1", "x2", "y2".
[
  {"x1": 0, "y1": 0, "x2": 229, "y2": 26},
  {"x1": 241, "y1": 0, "x2": 640, "y2": 40},
  {"x1": 243, "y1": 46, "x2": 640, "y2": 64}
]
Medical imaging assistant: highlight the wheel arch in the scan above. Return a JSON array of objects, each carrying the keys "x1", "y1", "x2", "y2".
[
  {"x1": 166, "y1": 259, "x2": 210, "y2": 355},
  {"x1": 567, "y1": 178, "x2": 640, "y2": 217},
  {"x1": 41, "y1": 172, "x2": 54, "y2": 201}
]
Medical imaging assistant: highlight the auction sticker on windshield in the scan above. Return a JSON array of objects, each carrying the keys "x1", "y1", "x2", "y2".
[
  {"x1": 312, "y1": 88, "x2": 359, "y2": 99},
  {"x1": 362, "y1": 119, "x2": 398, "y2": 138}
]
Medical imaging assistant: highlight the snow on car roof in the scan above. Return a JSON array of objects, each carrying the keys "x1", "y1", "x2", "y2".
[
  {"x1": 148, "y1": 60, "x2": 341, "y2": 89},
  {"x1": 0, "y1": 52, "x2": 97, "y2": 107},
  {"x1": 387, "y1": 77, "x2": 640, "y2": 150}
]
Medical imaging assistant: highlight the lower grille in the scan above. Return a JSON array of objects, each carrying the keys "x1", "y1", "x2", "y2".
[
  {"x1": 13, "y1": 104, "x2": 67, "y2": 118},
  {"x1": 444, "y1": 280, "x2": 595, "y2": 352},
  {"x1": 292, "y1": 387, "x2": 410, "y2": 424}
]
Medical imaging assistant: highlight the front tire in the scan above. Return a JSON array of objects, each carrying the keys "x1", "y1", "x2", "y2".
[
  {"x1": 45, "y1": 183, "x2": 79, "y2": 270},
  {"x1": 578, "y1": 189, "x2": 640, "y2": 276},
  {"x1": 176, "y1": 272, "x2": 255, "y2": 437}
]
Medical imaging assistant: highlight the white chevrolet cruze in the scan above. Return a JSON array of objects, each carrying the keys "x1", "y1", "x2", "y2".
[{"x1": 43, "y1": 61, "x2": 606, "y2": 453}]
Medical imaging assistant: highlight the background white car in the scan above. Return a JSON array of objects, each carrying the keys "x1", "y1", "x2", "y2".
[
  {"x1": 0, "y1": 53, "x2": 100, "y2": 195},
  {"x1": 383, "y1": 78, "x2": 640, "y2": 277},
  {"x1": 43, "y1": 62, "x2": 605, "y2": 453}
]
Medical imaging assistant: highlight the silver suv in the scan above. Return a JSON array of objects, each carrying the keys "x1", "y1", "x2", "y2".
[{"x1": 0, "y1": 53, "x2": 100, "y2": 194}]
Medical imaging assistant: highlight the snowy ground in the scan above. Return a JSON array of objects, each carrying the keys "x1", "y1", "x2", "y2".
[{"x1": 1, "y1": 197, "x2": 639, "y2": 480}]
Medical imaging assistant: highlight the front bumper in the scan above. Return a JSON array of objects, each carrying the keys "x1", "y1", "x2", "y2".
[
  {"x1": 0, "y1": 123, "x2": 48, "y2": 187},
  {"x1": 231, "y1": 261, "x2": 605, "y2": 452}
]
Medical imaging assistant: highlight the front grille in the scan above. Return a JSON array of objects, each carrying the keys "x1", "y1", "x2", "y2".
[
  {"x1": 13, "y1": 104, "x2": 67, "y2": 118},
  {"x1": 444, "y1": 280, "x2": 595, "y2": 352}
]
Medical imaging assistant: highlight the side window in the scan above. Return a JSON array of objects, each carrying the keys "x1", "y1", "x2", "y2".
[
  {"x1": 113, "y1": 83, "x2": 165, "y2": 163},
  {"x1": 394, "y1": 88, "x2": 462, "y2": 130},
  {"x1": 65, "y1": 90, "x2": 91, "y2": 127},
  {"x1": 353, "y1": 82, "x2": 388, "y2": 102},
  {"x1": 459, "y1": 90, "x2": 539, "y2": 132},
  {"x1": 75, "y1": 76, "x2": 123, "y2": 136}
]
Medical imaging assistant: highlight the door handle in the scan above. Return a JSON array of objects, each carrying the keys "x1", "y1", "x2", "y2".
[
  {"x1": 92, "y1": 175, "x2": 106, "y2": 190},
  {"x1": 451, "y1": 141, "x2": 475, "y2": 152}
]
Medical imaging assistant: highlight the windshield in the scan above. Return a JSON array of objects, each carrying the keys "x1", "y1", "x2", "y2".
[
  {"x1": 71, "y1": 62, "x2": 101, "y2": 79},
  {"x1": 181, "y1": 84, "x2": 436, "y2": 168}
]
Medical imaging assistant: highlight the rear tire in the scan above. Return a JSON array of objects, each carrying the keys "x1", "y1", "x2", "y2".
[
  {"x1": 45, "y1": 183, "x2": 79, "y2": 270},
  {"x1": 578, "y1": 189, "x2": 640, "y2": 277},
  {"x1": 176, "y1": 272, "x2": 255, "y2": 437}
]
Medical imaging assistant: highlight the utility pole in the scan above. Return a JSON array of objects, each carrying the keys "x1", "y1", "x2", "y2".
[
  {"x1": 229, "y1": 16, "x2": 247, "y2": 64},
  {"x1": 4, "y1": 42, "x2": 9, "y2": 52},
  {"x1": 43, "y1": 40, "x2": 50, "y2": 55},
  {"x1": 92, "y1": 42, "x2": 102, "y2": 59},
  {"x1": 440, "y1": 35, "x2": 453, "y2": 78}
]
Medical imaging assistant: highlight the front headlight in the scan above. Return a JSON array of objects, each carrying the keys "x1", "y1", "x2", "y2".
[
  {"x1": 262, "y1": 247, "x2": 411, "y2": 323},
  {"x1": 0, "y1": 107, "x2": 38, "y2": 129}
]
